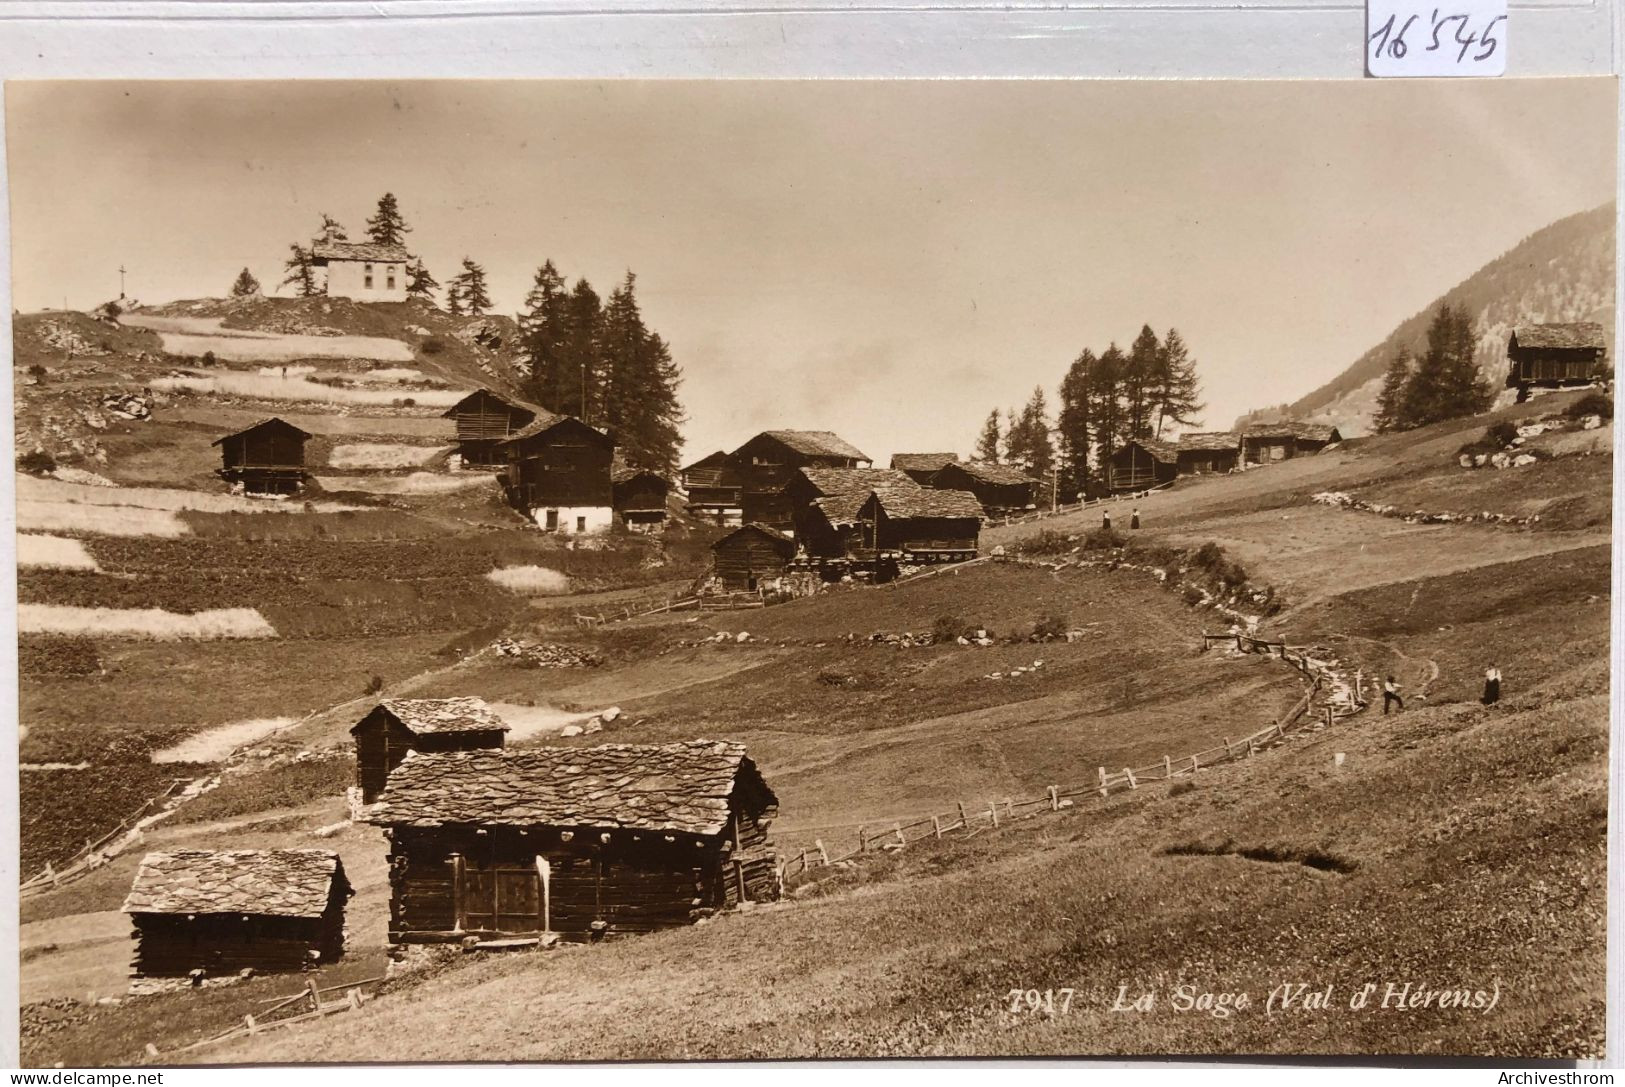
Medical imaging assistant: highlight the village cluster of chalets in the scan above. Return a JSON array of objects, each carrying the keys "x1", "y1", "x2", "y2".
[{"x1": 107, "y1": 233, "x2": 1611, "y2": 991}]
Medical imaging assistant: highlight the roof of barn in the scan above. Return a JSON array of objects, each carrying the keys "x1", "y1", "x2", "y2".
[
  {"x1": 365, "y1": 741, "x2": 777, "y2": 835},
  {"x1": 441, "y1": 387, "x2": 547, "y2": 420},
  {"x1": 870, "y1": 486, "x2": 985, "y2": 520},
  {"x1": 1119, "y1": 438, "x2": 1180, "y2": 464},
  {"x1": 937, "y1": 461, "x2": 1040, "y2": 486},
  {"x1": 798, "y1": 466, "x2": 919, "y2": 497},
  {"x1": 1511, "y1": 322, "x2": 1608, "y2": 351},
  {"x1": 502, "y1": 413, "x2": 612, "y2": 446},
  {"x1": 713, "y1": 522, "x2": 797, "y2": 551},
  {"x1": 1241, "y1": 421, "x2": 1342, "y2": 443},
  {"x1": 210, "y1": 416, "x2": 312, "y2": 446},
  {"x1": 752, "y1": 430, "x2": 870, "y2": 462},
  {"x1": 122, "y1": 849, "x2": 345, "y2": 918},
  {"x1": 1176, "y1": 432, "x2": 1241, "y2": 452},
  {"x1": 889, "y1": 453, "x2": 958, "y2": 472},
  {"x1": 355, "y1": 697, "x2": 510, "y2": 736},
  {"x1": 311, "y1": 241, "x2": 411, "y2": 264}
]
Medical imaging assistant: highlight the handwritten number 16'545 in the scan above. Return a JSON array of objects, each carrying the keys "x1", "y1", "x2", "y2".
[{"x1": 1370, "y1": 11, "x2": 1506, "y2": 64}]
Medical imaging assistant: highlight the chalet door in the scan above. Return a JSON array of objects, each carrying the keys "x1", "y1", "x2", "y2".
[
  {"x1": 460, "y1": 865, "x2": 543, "y2": 933},
  {"x1": 545, "y1": 509, "x2": 559, "y2": 531}
]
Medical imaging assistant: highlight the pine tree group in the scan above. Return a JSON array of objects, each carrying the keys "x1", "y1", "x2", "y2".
[
  {"x1": 1372, "y1": 304, "x2": 1491, "y2": 432},
  {"x1": 515, "y1": 262, "x2": 685, "y2": 475},
  {"x1": 986, "y1": 324, "x2": 1204, "y2": 499}
]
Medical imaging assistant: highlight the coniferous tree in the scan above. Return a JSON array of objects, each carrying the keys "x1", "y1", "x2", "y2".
[
  {"x1": 1008, "y1": 386, "x2": 1053, "y2": 480},
  {"x1": 1152, "y1": 327, "x2": 1204, "y2": 437},
  {"x1": 445, "y1": 284, "x2": 464, "y2": 316},
  {"x1": 560, "y1": 278, "x2": 603, "y2": 421},
  {"x1": 280, "y1": 244, "x2": 318, "y2": 297},
  {"x1": 317, "y1": 214, "x2": 348, "y2": 245},
  {"x1": 1125, "y1": 325, "x2": 1161, "y2": 441},
  {"x1": 1374, "y1": 347, "x2": 1415, "y2": 433},
  {"x1": 1057, "y1": 349, "x2": 1096, "y2": 498},
  {"x1": 365, "y1": 193, "x2": 411, "y2": 248},
  {"x1": 405, "y1": 259, "x2": 439, "y2": 304},
  {"x1": 1402, "y1": 304, "x2": 1490, "y2": 427},
  {"x1": 230, "y1": 268, "x2": 261, "y2": 297},
  {"x1": 518, "y1": 261, "x2": 570, "y2": 405},
  {"x1": 598, "y1": 272, "x2": 685, "y2": 473},
  {"x1": 974, "y1": 410, "x2": 1002, "y2": 463},
  {"x1": 1091, "y1": 343, "x2": 1127, "y2": 472},
  {"x1": 449, "y1": 259, "x2": 492, "y2": 316}
]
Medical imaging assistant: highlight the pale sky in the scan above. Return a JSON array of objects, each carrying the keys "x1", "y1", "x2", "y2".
[{"x1": 5, "y1": 79, "x2": 1615, "y2": 462}]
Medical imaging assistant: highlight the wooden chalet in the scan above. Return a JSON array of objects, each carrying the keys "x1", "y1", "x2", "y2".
[
  {"x1": 351, "y1": 697, "x2": 509, "y2": 804},
  {"x1": 1506, "y1": 323, "x2": 1608, "y2": 394},
  {"x1": 612, "y1": 467, "x2": 671, "y2": 534},
  {"x1": 680, "y1": 450, "x2": 742, "y2": 525},
  {"x1": 785, "y1": 466, "x2": 920, "y2": 555},
  {"x1": 122, "y1": 849, "x2": 352, "y2": 980},
  {"x1": 1174, "y1": 432, "x2": 1241, "y2": 476},
  {"x1": 729, "y1": 430, "x2": 870, "y2": 531},
  {"x1": 1240, "y1": 421, "x2": 1342, "y2": 465},
  {"x1": 499, "y1": 415, "x2": 616, "y2": 534},
  {"x1": 858, "y1": 486, "x2": 982, "y2": 562},
  {"x1": 711, "y1": 523, "x2": 798, "y2": 591},
  {"x1": 927, "y1": 460, "x2": 1042, "y2": 517},
  {"x1": 889, "y1": 452, "x2": 959, "y2": 486},
  {"x1": 366, "y1": 741, "x2": 780, "y2": 942},
  {"x1": 1108, "y1": 439, "x2": 1178, "y2": 493},
  {"x1": 212, "y1": 417, "x2": 311, "y2": 496},
  {"x1": 443, "y1": 388, "x2": 546, "y2": 468}
]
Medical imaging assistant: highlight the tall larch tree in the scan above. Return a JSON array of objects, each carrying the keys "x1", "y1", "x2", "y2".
[
  {"x1": 560, "y1": 279, "x2": 604, "y2": 421},
  {"x1": 974, "y1": 410, "x2": 1002, "y2": 463},
  {"x1": 598, "y1": 272, "x2": 685, "y2": 473},
  {"x1": 280, "y1": 245, "x2": 318, "y2": 297},
  {"x1": 1011, "y1": 386, "x2": 1054, "y2": 481},
  {"x1": 518, "y1": 261, "x2": 571, "y2": 407},
  {"x1": 449, "y1": 259, "x2": 492, "y2": 316},
  {"x1": 1403, "y1": 304, "x2": 1490, "y2": 427},
  {"x1": 1152, "y1": 327, "x2": 1204, "y2": 437},
  {"x1": 365, "y1": 193, "x2": 411, "y2": 248},
  {"x1": 317, "y1": 214, "x2": 348, "y2": 245},
  {"x1": 1124, "y1": 325, "x2": 1161, "y2": 441},
  {"x1": 405, "y1": 259, "x2": 439, "y2": 304},
  {"x1": 1091, "y1": 343, "x2": 1127, "y2": 473},
  {"x1": 1057, "y1": 348, "x2": 1096, "y2": 498},
  {"x1": 1373, "y1": 347, "x2": 1414, "y2": 432}
]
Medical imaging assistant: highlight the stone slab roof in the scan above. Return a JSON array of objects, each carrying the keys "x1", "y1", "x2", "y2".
[
  {"x1": 365, "y1": 741, "x2": 777, "y2": 836},
  {"x1": 759, "y1": 430, "x2": 870, "y2": 462},
  {"x1": 940, "y1": 461, "x2": 1041, "y2": 486},
  {"x1": 311, "y1": 241, "x2": 411, "y2": 264},
  {"x1": 889, "y1": 453, "x2": 958, "y2": 473},
  {"x1": 872, "y1": 486, "x2": 985, "y2": 520},
  {"x1": 122, "y1": 849, "x2": 345, "y2": 919},
  {"x1": 1512, "y1": 322, "x2": 1607, "y2": 351},
  {"x1": 373, "y1": 697, "x2": 509, "y2": 735},
  {"x1": 1176, "y1": 431, "x2": 1241, "y2": 452},
  {"x1": 1241, "y1": 421, "x2": 1341, "y2": 443}
]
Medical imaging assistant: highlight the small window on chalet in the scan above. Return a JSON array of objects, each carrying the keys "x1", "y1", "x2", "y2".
[
  {"x1": 386, "y1": 267, "x2": 396, "y2": 290},
  {"x1": 364, "y1": 263, "x2": 374, "y2": 289},
  {"x1": 576, "y1": 516, "x2": 587, "y2": 532}
]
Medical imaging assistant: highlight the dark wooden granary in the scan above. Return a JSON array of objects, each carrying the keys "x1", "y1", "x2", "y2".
[
  {"x1": 443, "y1": 388, "x2": 545, "y2": 468},
  {"x1": 212, "y1": 417, "x2": 312, "y2": 496},
  {"x1": 1240, "y1": 421, "x2": 1341, "y2": 465},
  {"x1": 366, "y1": 741, "x2": 780, "y2": 942},
  {"x1": 729, "y1": 430, "x2": 870, "y2": 530},
  {"x1": 612, "y1": 466, "x2": 671, "y2": 534},
  {"x1": 927, "y1": 460, "x2": 1042, "y2": 517},
  {"x1": 1506, "y1": 322, "x2": 1609, "y2": 395},
  {"x1": 351, "y1": 697, "x2": 509, "y2": 804},
  {"x1": 1174, "y1": 432, "x2": 1241, "y2": 476},
  {"x1": 711, "y1": 523, "x2": 798, "y2": 590},
  {"x1": 889, "y1": 452, "x2": 959, "y2": 486},
  {"x1": 786, "y1": 466, "x2": 919, "y2": 552},
  {"x1": 1108, "y1": 439, "x2": 1179, "y2": 492},
  {"x1": 858, "y1": 485, "x2": 982, "y2": 562},
  {"x1": 121, "y1": 849, "x2": 351, "y2": 981},
  {"x1": 680, "y1": 450, "x2": 743, "y2": 526},
  {"x1": 499, "y1": 415, "x2": 616, "y2": 534}
]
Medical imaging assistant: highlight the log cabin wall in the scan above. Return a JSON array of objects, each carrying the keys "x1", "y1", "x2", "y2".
[
  {"x1": 712, "y1": 531, "x2": 794, "y2": 590},
  {"x1": 129, "y1": 912, "x2": 336, "y2": 977},
  {"x1": 508, "y1": 425, "x2": 615, "y2": 510},
  {"x1": 875, "y1": 513, "x2": 979, "y2": 553},
  {"x1": 355, "y1": 714, "x2": 506, "y2": 802},
  {"x1": 386, "y1": 825, "x2": 732, "y2": 942}
]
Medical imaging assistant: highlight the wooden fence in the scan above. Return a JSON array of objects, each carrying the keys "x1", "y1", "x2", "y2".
[
  {"x1": 20, "y1": 778, "x2": 194, "y2": 898},
  {"x1": 149, "y1": 974, "x2": 386, "y2": 1059},
  {"x1": 989, "y1": 478, "x2": 1179, "y2": 530},
  {"x1": 779, "y1": 630, "x2": 1364, "y2": 882}
]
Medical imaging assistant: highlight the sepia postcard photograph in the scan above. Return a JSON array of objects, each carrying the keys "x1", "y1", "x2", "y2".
[{"x1": 5, "y1": 77, "x2": 1618, "y2": 1065}]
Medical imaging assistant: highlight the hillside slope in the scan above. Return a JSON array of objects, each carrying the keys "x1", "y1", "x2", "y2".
[{"x1": 1239, "y1": 203, "x2": 1615, "y2": 434}]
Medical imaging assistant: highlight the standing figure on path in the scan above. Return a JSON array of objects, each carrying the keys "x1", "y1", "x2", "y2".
[
  {"x1": 1102, "y1": 509, "x2": 1112, "y2": 532},
  {"x1": 1383, "y1": 674, "x2": 1403, "y2": 715},
  {"x1": 1130, "y1": 507, "x2": 1141, "y2": 530},
  {"x1": 1482, "y1": 665, "x2": 1502, "y2": 706}
]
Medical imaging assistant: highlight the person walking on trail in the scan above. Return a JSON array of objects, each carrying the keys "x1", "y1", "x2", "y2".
[
  {"x1": 1102, "y1": 509, "x2": 1112, "y2": 532},
  {"x1": 1130, "y1": 507, "x2": 1141, "y2": 530},
  {"x1": 1482, "y1": 665, "x2": 1502, "y2": 706},
  {"x1": 1383, "y1": 674, "x2": 1404, "y2": 715}
]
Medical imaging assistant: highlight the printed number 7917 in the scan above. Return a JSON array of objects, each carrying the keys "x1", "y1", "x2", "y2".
[{"x1": 1008, "y1": 988, "x2": 1075, "y2": 1015}]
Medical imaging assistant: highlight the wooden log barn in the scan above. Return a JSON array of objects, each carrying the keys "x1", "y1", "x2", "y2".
[
  {"x1": 212, "y1": 417, "x2": 312, "y2": 496},
  {"x1": 611, "y1": 466, "x2": 671, "y2": 534},
  {"x1": 785, "y1": 466, "x2": 918, "y2": 550},
  {"x1": 121, "y1": 849, "x2": 352, "y2": 981},
  {"x1": 680, "y1": 450, "x2": 743, "y2": 525},
  {"x1": 858, "y1": 485, "x2": 982, "y2": 562},
  {"x1": 926, "y1": 460, "x2": 1043, "y2": 517},
  {"x1": 351, "y1": 697, "x2": 510, "y2": 804},
  {"x1": 499, "y1": 414, "x2": 617, "y2": 534},
  {"x1": 1108, "y1": 439, "x2": 1179, "y2": 493},
  {"x1": 1174, "y1": 432, "x2": 1241, "y2": 476},
  {"x1": 728, "y1": 430, "x2": 870, "y2": 530},
  {"x1": 711, "y1": 522, "x2": 798, "y2": 590},
  {"x1": 1240, "y1": 421, "x2": 1342, "y2": 465},
  {"x1": 365, "y1": 741, "x2": 780, "y2": 943},
  {"x1": 889, "y1": 452, "x2": 959, "y2": 486},
  {"x1": 442, "y1": 388, "x2": 546, "y2": 468},
  {"x1": 1505, "y1": 322, "x2": 1609, "y2": 395}
]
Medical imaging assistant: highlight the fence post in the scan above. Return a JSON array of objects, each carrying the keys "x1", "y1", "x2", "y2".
[
  {"x1": 1247, "y1": 736, "x2": 1257, "y2": 756},
  {"x1": 1098, "y1": 767, "x2": 1109, "y2": 797},
  {"x1": 1163, "y1": 755, "x2": 1172, "y2": 778},
  {"x1": 306, "y1": 978, "x2": 320, "y2": 1012},
  {"x1": 1222, "y1": 737, "x2": 1232, "y2": 759},
  {"x1": 1356, "y1": 670, "x2": 1364, "y2": 703},
  {"x1": 1190, "y1": 753, "x2": 1200, "y2": 773},
  {"x1": 1048, "y1": 785, "x2": 1060, "y2": 811},
  {"x1": 932, "y1": 815, "x2": 942, "y2": 839},
  {"x1": 1004, "y1": 797, "x2": 1014, "y2": 819},
  {"x1": 957, "y1": 801, "x2": 969, "y2": 832},
  {"x1": 347, "y1": 988, "x2": 363, "y2": 1011},
  {"x1": 244, "y1": 1014, "x2": 259, "y2": 1035},
  {"x1": 857, "y1": 825, "x2": 867, "y2": 853},
  {"x1": 815, "y1": 839, "x2": 829, "y2": 866},
  {"x1": 1324, "y1": 706, "x2": 1333, "y2": 728},
  {"x1": 989, "y1": 801, "x2": 1000, "y2": 829},
  {"x1": 894, "y1": 824, "x2": 906, "y2": 848},
  {"x1": 1125, "y1": 768, "x2": 1138, "y2": 789},
  {"x1": 798, "y1": 849, "x2": 808, "y2": 874}
]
